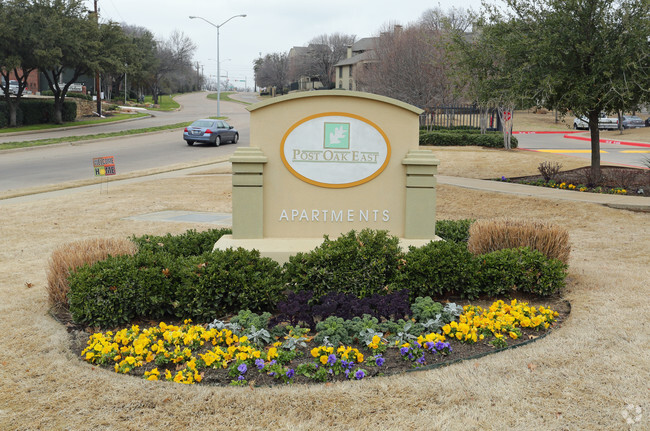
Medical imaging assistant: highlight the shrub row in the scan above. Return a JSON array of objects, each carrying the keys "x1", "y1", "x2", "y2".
[
  {"x1": 419, "y1": 130, "x2": 518, "y2": 148},
  {"x1": 47, "y1": 238, "x2": 138, "y2": 313},
  {"x1": 66, "y1": 223, "x2": 567, "y2": 328},
  {"x1": 283, "y1": 229, "x2": 404, "y2": 300},
  {"x1": 0, "y1": 99, "x2": 76, "y2": 127},
  {"x1": 435, "y1": 218, "x2": 475, "y2": 243},
  {"x1": 68, "y1": 248, "x2": 283, "y2": 328},
  {"x1": 419, "y1": 125, "x2": 480, "y2": 131},
  {"x1": 131, "y1": 228, "x2": 231, "y2": 257}
]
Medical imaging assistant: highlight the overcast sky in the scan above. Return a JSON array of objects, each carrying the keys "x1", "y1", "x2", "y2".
[{"x1": 98, "y1": 0, "x2": 484, "y2": 89}]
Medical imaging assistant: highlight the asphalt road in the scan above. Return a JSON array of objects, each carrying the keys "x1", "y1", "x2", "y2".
[
  {"x1": 516, "y1": 132, "x2": 650, "y2": 168},
  {"x1": 1, "y1": 95, "x2": 648, "y2": 195},
  {"x1": 0, "y1": 92, "x2": 252, "y2": 194}
]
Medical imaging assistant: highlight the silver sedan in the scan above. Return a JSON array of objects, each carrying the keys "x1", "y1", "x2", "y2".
[{"x1": 183, "y1": 119, "x2": 239, "y2": 146}]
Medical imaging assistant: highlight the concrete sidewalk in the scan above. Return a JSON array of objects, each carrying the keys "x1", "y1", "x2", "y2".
[{"x1": 3, "y1": 162, "x2": 647, "y2": 214}]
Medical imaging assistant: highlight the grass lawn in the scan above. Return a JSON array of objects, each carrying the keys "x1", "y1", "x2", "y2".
[
  {"x1": 206, "y1": 91, "x2": 251, "y2": 104},
  {"x1": 142, "y1": 94, "x2": 180, "y2": 111},
  {"x1": 0, "y1": 112, "x2": 149, "y2": 134},
  {"x1": 0, "y1": 121, "x2": 192, "y2": 151},
  {"x1": 0, "y1": 146, "x2": 647, "y2": 429}
]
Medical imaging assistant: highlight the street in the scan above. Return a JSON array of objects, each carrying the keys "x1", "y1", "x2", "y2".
[
  {"x1": 2, "y1": 95, "x2": 649, "y2": 196},
  {"x1": 0, "y1": 92, "x2": 250, "y2": 194},
  {"x1": 515, "y1": 132, "x2": 650, "y2": 168}
]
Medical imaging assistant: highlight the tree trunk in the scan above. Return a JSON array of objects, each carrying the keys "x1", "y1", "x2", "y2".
[
  {"x1": 54, "y1": 97, "x2": 63, "y2": 124},
  {"x1": 479, "y1": 107, "x2": 488, "y2": 134},
  {"x1": 8, "y1": 100, "x2": 18, "y2": 127},
  {"x1": 588, "y1": 110, "x2": 601, "y2": 185}
]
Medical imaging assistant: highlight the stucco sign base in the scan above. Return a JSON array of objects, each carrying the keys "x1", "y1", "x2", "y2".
[{"x1": 214, "y1": 235, "x2": 441, "y2": 265}]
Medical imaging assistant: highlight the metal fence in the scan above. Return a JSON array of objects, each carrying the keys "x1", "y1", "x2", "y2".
[{"x1": 419, "y1": 105, "x2": 502, "y2": 131}]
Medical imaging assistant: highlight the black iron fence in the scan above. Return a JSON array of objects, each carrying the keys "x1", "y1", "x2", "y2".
[{"x1": 419, "y1": 105, "x2": 502, "y2": 131}]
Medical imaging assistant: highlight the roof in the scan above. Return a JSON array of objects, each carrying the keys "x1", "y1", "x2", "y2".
[
  {"x1": 352, "y1": 37, "x2": 377, "y2": 53},
  {"x1": 288, "y1": 46, "x2": 309, "y2": 57},
  {"x1": 334, "y1": 50, "x2": 376, "y2": 67}
]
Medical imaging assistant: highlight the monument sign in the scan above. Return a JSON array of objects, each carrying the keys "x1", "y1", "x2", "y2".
[{"x1": 215, "y1": 90, "x2": 440, "y2": 262}]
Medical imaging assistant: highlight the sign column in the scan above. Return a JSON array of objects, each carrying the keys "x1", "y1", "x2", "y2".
[
  {"x1": 402, "y1": 149, "x2": 440, "y2": 239},
  {"x1": 231, "y1": 147, "x2": 268, "y2": 239}
]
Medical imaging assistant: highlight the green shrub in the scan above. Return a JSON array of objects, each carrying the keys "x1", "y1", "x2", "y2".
[
  {"x1": 0, "y1": 99, "x2": 76, "y2": 126},
  {"x1": 379, "y1": 319, "x2": 425, "y2": 343},
  {"x1": 0, "y1": 103, "x2": 7, "y2": 128},
  {"x1": 313, "y1": 316, "x2": 350, "y2": 346},
  {"x1": 284, "y1": 229, "x2": 404, "y2": 299},
  {"x1": 68, "y1": 228, "x2": 567, "y2": 328},
  {"x1": 400, "y1": 241, "x2": 480, "y2": 299},
  {"x1": 67, "y1": 251, "x2": 185, "y2": 328},
  {"x1": 176, "y1": 248, "x2": 284, "y2": 322},
  {"x1": 476, "y1": 247, "x2": 567, "y2": 296},
  {"x1": 419, "y1": 130, "x2": 518, "y2": 148},
  {"x1": 68, "y1": 245, "x2": 282, "y2": 328},
  {"x1": 410, "y1": 296, "x2": 444, "y2": 321},
  {"x1": 132, "y1": 228, "x2": 231, "y2": 257},
  {"x1": 436, "y1": 219, "x2": 475, "y2": 243},
  {"x1": 420, "y1": 125, "x2": 480, "y2": 132},
  {"x1": 313, "y1": 314, "x2": 382, "y2": 346},
  {"x1": 230, "y1": 309, "x2": 272, "y2": 331}
]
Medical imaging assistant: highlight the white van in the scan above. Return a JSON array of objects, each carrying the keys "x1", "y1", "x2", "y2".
[{"x1": 0, "y1": 79, "x2": 19, "y2": 95}]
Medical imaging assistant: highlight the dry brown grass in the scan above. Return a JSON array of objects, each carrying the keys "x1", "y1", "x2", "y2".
[
  {"x1": 0, "y1": 150, "x2": 648, "y2": 430},
  {"x1": 467, "y1": 218, "x2": 571, "y2": 264},
  {"x1": 46, "y1": 238, "x2": 138, "y2": 313}
]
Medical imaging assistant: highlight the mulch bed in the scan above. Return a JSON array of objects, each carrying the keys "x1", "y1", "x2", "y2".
[
  {"x1": 508, "y1": 166, "x2": 650, "y2": 196},
  {"x1": 66, "y1": 293, "x2": 571, "y2": 387}
]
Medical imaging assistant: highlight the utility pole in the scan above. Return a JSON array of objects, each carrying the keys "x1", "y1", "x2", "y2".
[
  {"x1": 94, "y1": 0, "x2": 101, "y2": 116},
  {"x1": 196, "y1": 61, "x2": 200, "y2": 91}
]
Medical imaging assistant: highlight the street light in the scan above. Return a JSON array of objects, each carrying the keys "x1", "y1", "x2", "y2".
[{"x1": 189, "y1": 14, "x2": 246, "y2": 117}]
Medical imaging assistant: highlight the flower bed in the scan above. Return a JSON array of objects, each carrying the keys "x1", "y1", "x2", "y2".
[
  {"x1": 79, "y1": 298, "x2": 566, "y2": 387},
  {"x1": 498, "y1": 166, "x2": 649, "y2": 196}
]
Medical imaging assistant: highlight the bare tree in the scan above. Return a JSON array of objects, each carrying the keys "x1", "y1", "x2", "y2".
[
  {"x1": 256, "y1": 52, "x2": 289, "y2": 93},
  {"x1": 149, "y1": 30, "x2": 196, "y2": 103},
  {"x1": 420, "y1": 6, "x2": 477, "y2": 33},
  {"x1": 304, "y1": 33, "x2": 356, "y2": 89},
  {"x1": 356, "y1": 24, "x2": 444, "y2": 108}
]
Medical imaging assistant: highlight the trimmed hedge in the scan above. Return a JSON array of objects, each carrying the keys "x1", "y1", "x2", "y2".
[
  {"x1": 283, "y1": 229, "x2": 404, "y2": 299},
  {"x1": 435, "y1": 219, "x2": 474, "y2": 243},
  {"x1": 400, "y1": 241, "x2": 480, "y2": 299},
  {"x1": 419, "y1": 130, "x2": 518, "y2": 148},
  {"x1": 67, "y1": 226, "x2": 568, "y2": 328},
  {"x1": 68, "y1": 248, "x2": 283, "y2": 328},
  {"x1": 420, "y1": 125, "x2": 480, "y2": 131},
  {"x1": 132, "y1": 228, "x2": 232, "y2": 257},
  {"x1": 476, "y1": 247, "x2": 568, "y2": 297},
  {"x1": 0, "y1": 103, "x2": 8, "y2": 128},
  {"x1": 0, "y1": 99, "x2": 76, "y2": 126}
]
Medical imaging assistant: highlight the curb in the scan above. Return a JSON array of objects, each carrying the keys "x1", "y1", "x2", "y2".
[
  {"x1": 513, "y1": 131, "x2": 581, "y2": 135},
  {"x1": 564, "y1": 134, "x2": 650, "y2": 148}
]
